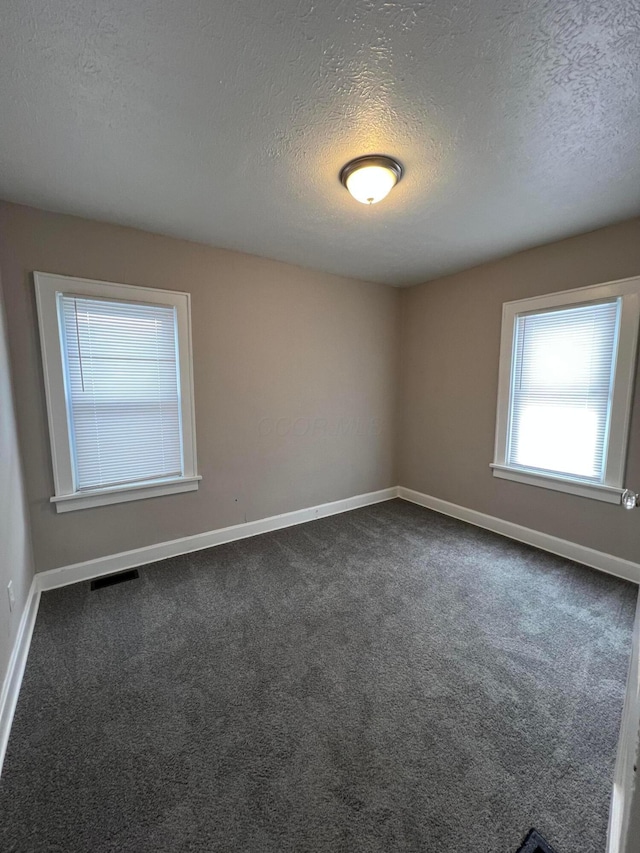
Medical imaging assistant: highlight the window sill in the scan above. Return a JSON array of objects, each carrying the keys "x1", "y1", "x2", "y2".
[
  {"x1": 490, "y1": 464, "x2": 623, "y2": 505},
  {"x1": 50, "y1": 475, "x2": 202, "y2": 513}
]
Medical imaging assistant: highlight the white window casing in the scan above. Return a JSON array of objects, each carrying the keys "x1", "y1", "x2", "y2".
[
  {"x1": 34, "y1": 272, "x2": 200, "y2": 512},
  {"x1": 491, "y1": 276, "x2": 640, "y2": 504}
]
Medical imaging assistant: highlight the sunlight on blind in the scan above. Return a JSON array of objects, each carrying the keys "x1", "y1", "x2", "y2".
[
  {"x1": 58, "y1": 295, "x2": 183, "y2": 490},
  {"x1": 507, "y1": 300, "x2": 620, "y2": 482}
]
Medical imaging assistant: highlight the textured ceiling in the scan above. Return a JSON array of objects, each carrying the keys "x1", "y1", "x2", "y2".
[{"x1": 0, "y1": 0, "x2": 638, "y2": 286}]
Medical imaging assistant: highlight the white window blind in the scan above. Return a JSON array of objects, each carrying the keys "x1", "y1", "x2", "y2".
[
  {"x1": 58, "y1": 295, "x2": 183, "y2": 491},
  {"x1": 506, "y1": 300, "x2": 620, "y2": 483}
]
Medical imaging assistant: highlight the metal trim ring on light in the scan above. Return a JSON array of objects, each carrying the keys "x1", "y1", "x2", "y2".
[{"x1": 339, "y1": 155, "x2": 404, "y2": 190}]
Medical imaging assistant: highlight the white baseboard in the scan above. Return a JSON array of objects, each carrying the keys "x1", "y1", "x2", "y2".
[
  {"x1": 397, "y1": 487, "x2": 640, "y2": 585},
  {"x1": 37, "y1": 487, "x2": 399, "y2": 591},
  {"x1": 38, "y1": 483, "x2": 639, "y2": 593},
  {"x1": 0, "y1": 577, "x2": 40, "y2": 775}
]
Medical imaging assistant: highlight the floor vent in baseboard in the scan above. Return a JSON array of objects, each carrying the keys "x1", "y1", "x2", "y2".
[
  {"x1": 516, "y1": 829, "x2": 558, "y2": 853},
  {"x1": 90, "y1": 569, "x2": 140, "y2": 591}
]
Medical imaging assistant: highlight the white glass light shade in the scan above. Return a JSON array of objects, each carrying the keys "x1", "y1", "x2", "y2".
[
  {"x1": 346, "y1": 164, "x2": 397, "y2": 204},
  {"x1": 340, "y1": 156, "x2": 403, "y2": 205}
]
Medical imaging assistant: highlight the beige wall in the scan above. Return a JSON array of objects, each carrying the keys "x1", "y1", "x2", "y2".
[
  {"x1": 0, "y1": 202, "x2": 400, "y2": 572},
  {"x1": 0, "y1": 267, "x2": 34, "y2": 694},
  {"x1": 399, "y1": 218, "x2": 640, "y2": 563},
  {"x1": 1, "y1": 201, "x2": 639, "y2": 575}
]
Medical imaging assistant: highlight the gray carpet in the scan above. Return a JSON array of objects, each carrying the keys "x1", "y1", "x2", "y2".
[{"x1": 0, "y1": 499, "x2": 636, "y2": 852}]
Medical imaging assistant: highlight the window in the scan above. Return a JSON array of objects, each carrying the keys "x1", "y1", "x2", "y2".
[
  {"x1": 35, "y1": 273, "x2": 200, "y2": 512},
  {"x1": 492, "y1": 276, "x2": 640, "y2": 504}
]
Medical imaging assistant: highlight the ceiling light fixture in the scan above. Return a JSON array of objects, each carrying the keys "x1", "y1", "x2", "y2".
[{"x1": 340, "y1": 155, "x2": 403, "y2": 205}]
